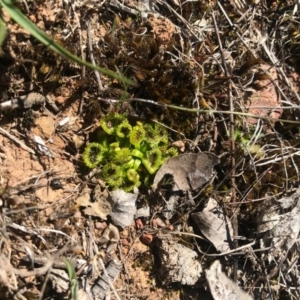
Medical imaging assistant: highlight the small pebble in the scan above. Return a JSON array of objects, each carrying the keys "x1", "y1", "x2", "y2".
[{"x1": 140, "y1": 233, "x2": 153, "y2": 246}]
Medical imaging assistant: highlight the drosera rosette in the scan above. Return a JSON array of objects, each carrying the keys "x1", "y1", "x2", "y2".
[
  {"x1": 111, "y1": 147, "x2": 132, "y2": 163},
  {"x1": 99, "y1": 112, "x2": 125, "y2": 135},
  {"x1": 83, "y1": 113, "x2": 179, "y2": 191},
  {"x1": 142, "y1": 148, "x2": 163, "y2": 174},
  {"x1": 115, "y1": 119, "x2": 132, "y2": 139},
  {"x1": 102, "y1": 162, "x2": 124, "y2": 189},
  {"x1": 82, "y1": 142, "x2": 106, "y2": 168},
  {"x1": 129, "y1": 121, "x2": 146, "y2": 149}
]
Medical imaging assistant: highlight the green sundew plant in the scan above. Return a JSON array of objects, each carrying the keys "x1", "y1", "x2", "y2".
[{"x1": 83, "y1": 113, "x2": 178, "y2": 191}]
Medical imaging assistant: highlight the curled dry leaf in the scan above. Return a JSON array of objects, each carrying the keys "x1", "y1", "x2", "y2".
[
  {"x1": 108, "y1": 188, "x2": 138, "y2": 229},
  {"x1": 152, "y1": 152, "x2": 220, "y2": 192},
  {"x1": 99, "y1": 223, "x2": 120, "y2": 244},
  {"x1": 76, "y1": 187, "x2": 137, "y2": 228},
  {"x1": 192, "y1": 198, "x2": 232, "y2": 253},
  {"x1": 99, "y1": 223, "x2": 120, "y2": 253},
  {"x1": 206, "y1": 260, "x2": 253, "y2": 300}
]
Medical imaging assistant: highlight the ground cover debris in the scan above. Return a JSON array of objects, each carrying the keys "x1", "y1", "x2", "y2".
[{"x1": 1, "y1": 0, "x2": 300, "y2": 299}]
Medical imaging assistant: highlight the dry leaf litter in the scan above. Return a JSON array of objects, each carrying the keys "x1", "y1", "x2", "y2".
[{"x1": 1, "y1": 0, "x2": 300, "y2": 299}]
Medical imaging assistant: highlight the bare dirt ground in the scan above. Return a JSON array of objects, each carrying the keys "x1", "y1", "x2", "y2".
[{"x1": 1, "y1": 0, "x2": 300, "y2": 299}]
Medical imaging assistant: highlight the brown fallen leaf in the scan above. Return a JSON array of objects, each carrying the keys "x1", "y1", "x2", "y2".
[
  {"x1": 75, "y1": 187, "x2": 111, "y2": 220},
  {"x1": 152, "y1": 152, "x2": 220, "y2": 192},
  {"x1": 76, "y1": 186, "x2": 138, "y2": 228},
  {"x1": 192, "y1": 198, "x2": 233, "y2": 253},
  {"x1": 109, "y1": 188, "x2": 138, "y2": 228},
  {"x1": 206, "y1": 260, "x2": 253, "y2": 300},
  {"x1": 247, "y1": 63, "x2": 282, "y2": 125}
]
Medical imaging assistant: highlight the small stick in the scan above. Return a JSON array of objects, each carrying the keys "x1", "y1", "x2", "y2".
[
  {"x1": 217, "y1": 1, "x2": 258, "y2": 59},
  {"x1": 87, "y1": 20, "x2": 103, "y2": 93},
  {"x1": 70, "y1": 2, "x2": 86, "y2": 115},
  {"x1": 97, "y1": 97, "x2": 300, "y2": 125},
  {"x1": 0, "y1": 127, "x2": 35, "y2": 154},
  {"x1": 212, "y1": 12, "x2": 238, "y2": 282},
  {"x1": 0, "y1": 93, "x2": 45, "y2": 111}
]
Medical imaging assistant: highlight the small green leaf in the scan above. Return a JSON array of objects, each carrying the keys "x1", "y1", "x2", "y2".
[
  {"x1": 64, "y1": 259, "x2": 78, "y2": 300},
  {"x1": 0, "y1": 17, "x2": 7, "y2": 47},
  {"x1": 64, "y1": 259, "x2": 76, "y2": 281},
  {"x1": 70, "y1": 279, "x2": 78, "y2": 300}
]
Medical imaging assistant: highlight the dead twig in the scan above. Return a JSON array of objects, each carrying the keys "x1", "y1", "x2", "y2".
[
  {"x1": 166, "y1": 230, "x2": 257, "y2": 257},
  {"x1": 0, "y1": 93, "x2": 45, "y2": 111},
  {"x1": 87, "y1": 20, "x2": 104, "y2": 93},
  {"x1": 69, "y1": 1, "x2": 86, "y2": 115},
  {"x1": 217, "y1": 1, "x2": 258, "y2": 59},
  {"x1": 212, "y1": 9, "x2": 239, "y2": 261},
  {"x1": 0, "y1": 127, "x2": 35, "y2": 154},
  {"x1": 98, "y1": 97, "x2": 300, "y2": 124}
]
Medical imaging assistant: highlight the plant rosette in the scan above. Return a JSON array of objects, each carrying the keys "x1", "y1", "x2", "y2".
[{"x1": 83, "y1": 113, "x2": 178, "y2": 191}]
